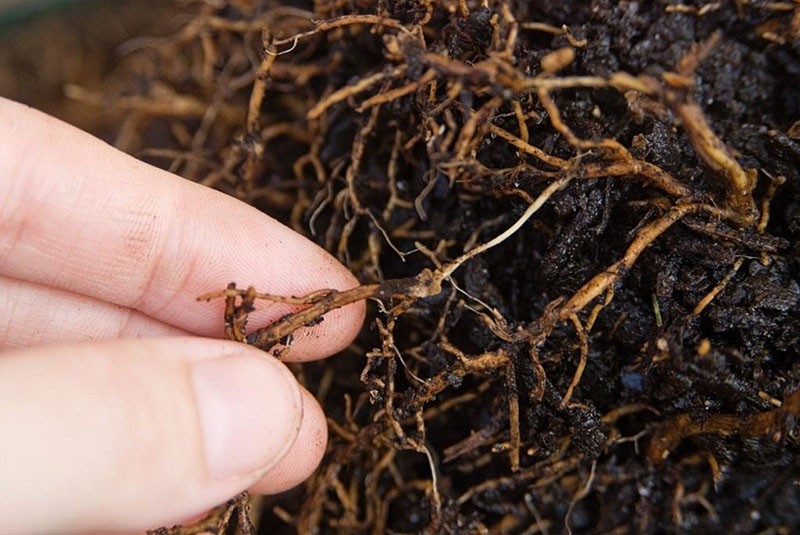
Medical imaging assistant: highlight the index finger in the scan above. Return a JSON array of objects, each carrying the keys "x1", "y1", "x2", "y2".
[{"x1": 0, "y1": 97, "x2": 365, "y2": 361}]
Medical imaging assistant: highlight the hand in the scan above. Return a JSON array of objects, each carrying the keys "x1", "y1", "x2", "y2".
[{"x1": 0, "y1": 97, "x2": 365, "y2": 534}]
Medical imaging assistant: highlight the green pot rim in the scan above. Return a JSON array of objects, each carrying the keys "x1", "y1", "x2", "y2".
[{"x1": 0, "y1": 0, "x2": 83, "y2": 33}]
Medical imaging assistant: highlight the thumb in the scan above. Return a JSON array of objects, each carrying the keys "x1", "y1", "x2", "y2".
[{"x1": 0, "y1": 337, "x2": 317, "y2": 534}]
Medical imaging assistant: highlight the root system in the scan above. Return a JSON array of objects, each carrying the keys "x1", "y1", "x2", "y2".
[{"x1": 56, "y1": 0, "x2": 800, "y2": 533}]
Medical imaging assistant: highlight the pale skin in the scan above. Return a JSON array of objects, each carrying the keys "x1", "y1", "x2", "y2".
[{"x1": 0, "y1": 97, "x2": 366, "y2": 534}]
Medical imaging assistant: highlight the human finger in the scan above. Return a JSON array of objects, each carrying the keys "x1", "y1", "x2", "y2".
[
  {"x1": 248, "y1": 388, "x2": 328, "y2": 495},
  {"x1": 0, "y1": 275, "x2": 186, "y2": 351},
  {"x1": 0, "y1": 337, "x2": 317, "y2": 534},
  {"x1": 0, "y1": 97, "x2": 364, "y2": 361}
]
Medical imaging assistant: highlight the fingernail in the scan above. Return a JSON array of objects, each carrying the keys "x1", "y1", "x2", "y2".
[{"x1": 191, "y1": 354, "x2": 302, "y2": 479}]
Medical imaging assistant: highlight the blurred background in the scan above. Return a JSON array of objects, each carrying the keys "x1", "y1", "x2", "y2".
[{"x1": 0, "y1": 0, "x2": 171, "y2": 132}]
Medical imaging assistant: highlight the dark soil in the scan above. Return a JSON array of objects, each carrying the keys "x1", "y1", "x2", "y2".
[{"x1": 6, "y1": 1, "x2": 800, "y2": 533}]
